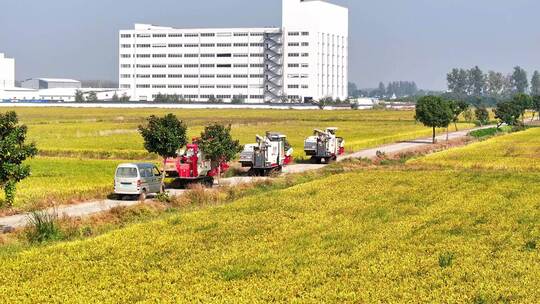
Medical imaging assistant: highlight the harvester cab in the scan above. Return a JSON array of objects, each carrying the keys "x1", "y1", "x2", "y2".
[
  {"x1": 304, "y1": 127, "x2": 345, "y2": 163},
  {"x1": 163, "y1": 138, "x2": 228, "y2": 187},
  {"x1": 240, "y1": 132, "x2": 293, "y2": 175}
]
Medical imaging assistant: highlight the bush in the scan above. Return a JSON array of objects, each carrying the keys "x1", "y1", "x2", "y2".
[
  {"x1": 438, "y1": 252, "x2": 455, "y2": 268},
  {"x1": 26, "y1": 210, "x2": 62, "y2": 243}
]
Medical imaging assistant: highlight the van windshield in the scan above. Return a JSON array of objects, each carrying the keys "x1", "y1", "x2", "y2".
[{"x1": 116, "y1": 167, "x2": 138, "y2": 178}]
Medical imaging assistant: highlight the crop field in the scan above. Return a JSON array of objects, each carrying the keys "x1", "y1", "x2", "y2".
[
  {"x1": 1, "y1": 167, "x2": 540, "y2": 302},
  {"x1": 414, "y1": 127, "x2": 540, "y2": 170},
  {"x1": 0, "y1": 107, "x2": 474, "y2": 209}
]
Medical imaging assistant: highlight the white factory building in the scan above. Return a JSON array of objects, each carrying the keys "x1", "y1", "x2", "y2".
[
  {"x1": 0, "y1": 53, "x2": 15, "y2": 89},
  {"x1": 119, "y1": 0, "x2": 348, "y2": 103}
]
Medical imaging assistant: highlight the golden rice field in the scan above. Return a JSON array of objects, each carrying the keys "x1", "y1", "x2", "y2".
[
  {"x1": 1, "y1": 167, "x2": 540, "y2": 302},
  {"x1": 413, "y1": 127, "x2": 540, "y2": 170},
  {"x1": 0, "y1": 107, "x2": 474, "y2": 208}
]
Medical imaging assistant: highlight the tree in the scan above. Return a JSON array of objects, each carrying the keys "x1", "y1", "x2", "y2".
[
  {"x1": 474, "y1": 105, "x2": 490, "y2": 126},
  {"x1": 531, "y1": 71, "x2": 540, "y2": 96},
  {"x1": 486, "y1": 71, "x2": 505, "y2": 97},
  {"x1": 494, "y1": 100, "x2": 522, "y2": 128},
  {"x1": 532, "y1": 95, "x2": 540, "y2": 121},
  {"x1": 463, "y1": 108, "x2": 474, "y2": 122},
  {"x1": 74, "y1": 90, "x2": 85, "y2": 102},
  {"x1": 511, "y1": 66, "x2": 529, "y2": 94},
  {"x1": 468, "y1": 66, "x2": 486, "y2": 96},
  {"x1": 231, "y1": 96, "x2": 245, "y2": 104},
  {"x1": 316, "y1": 97, "x2": 334, "y2": 110},
  {"x1": 138, "y1": 114, "x2": 188, "y2": 184},
  {"x1": 198, "y1": 124, "x2": 242, "y2": 184},
  {"x1": 119, "y1": 93, "x2": 130, "y2": 102},
  {"x1": 415, "y1": 96, "x2": 453, "y2": 143},
  {"x1": 512, "y1": 93, "x2": 532, "y2": 123},
  {"x1": 348, "y1": 82, "x2": 358, "y2": 97},
  {"x1": 111, "y1": 93, "x2": 119, "y2": 102},
  {"x1": 449, "y1": 100, "x2": 469, "y2": 131},
  {"x1": 378, "y1": 82, "x2": 386, "y2": 98},
  {"x1": 447, "y1": 68, "x2": 469, "y2": 97},
  {"x1": 0, "y1": 112, "x2": 38, "y2": 207},
  {"x1": 86, "y1": 91, "x2": 98, "y2": 102}
]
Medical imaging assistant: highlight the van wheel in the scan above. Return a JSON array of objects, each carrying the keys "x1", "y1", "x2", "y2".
[{"x1": 138, "y1": 190, "x2": 147, "y2": 201}]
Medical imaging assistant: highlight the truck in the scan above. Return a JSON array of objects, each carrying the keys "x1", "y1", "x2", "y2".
[
  {"x1": 163, "y1": 139, "x2": 229, "y2": 187},
  {"x1": 304, "y1": 127, "x2": 345, "y2": 163},
  {"x1": 240, "y1": 132, "x2": 293, "y2": 176}
]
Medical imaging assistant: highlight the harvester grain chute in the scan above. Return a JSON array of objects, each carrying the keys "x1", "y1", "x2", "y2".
[
  {"x1": 304, "y1": 127, "x2": 345, "y2": 163},
  {"x1": 163, "y1": 138, "x2": 229, "y2": 187},
  {"x1": 239, "y1": 132, "x2": 293, "y2": 176}
]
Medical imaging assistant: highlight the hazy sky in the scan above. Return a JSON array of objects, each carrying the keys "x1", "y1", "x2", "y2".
[{"x1": 1, "y1": 0, "x2": 539, "y2": 90}]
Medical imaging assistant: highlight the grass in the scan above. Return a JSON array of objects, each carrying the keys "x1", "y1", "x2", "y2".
[{"x1": 0, "y1": 107, "x2": 474, "y2": 209}]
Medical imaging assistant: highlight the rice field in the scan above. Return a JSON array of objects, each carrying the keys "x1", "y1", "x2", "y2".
[
  {"x1": 1, "y1": 167, "x2": 539, "y2": 302},
  {"x1": 0, "y1": 107, "x2": 474, "y2": 209}
]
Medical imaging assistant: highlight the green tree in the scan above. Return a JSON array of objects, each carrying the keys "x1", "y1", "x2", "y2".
[
  {"x1": 138, "y1": 114, "x2": 188, "y2": 184},
  {"x1": 487, "y1": 71, "x2": 504, "y2": 97},
  {"x1": 86, "y1": 92, "x2": 98, "y2": 102},
  {"x1": 447, "y1": 68, "x2": 469, "y2": 97},
  {"x1": 198, "y1": 124, "x2": 242, "y2": 184},
  {"x1": 512, "y1": 66, "x2": 529, "y2": 94},
  {"x1": 0, "y1": 112, "x2": 38, "y2": 207},
  {"x1": 111, "y1": 93, "x2": 119, "y2": 102},
  {"x1": 449, "y1": 100, "x2": 469, "y2": 131},
  {"x1": 468, "y1": 66, "x2": 486, "y2": 96},
  {"x1": 531, "y1": 71, "x2": 540, "y2": 96},
  {"x1": 119, "y1": 93, "x2": 130, "y2": 102},
  {"x1": 512, "y1": 93, "x2": 532, "y2": 123},
  {"x1": 494, "y1": 100, "x2": 522, "y2": 128},
  {"x1": 532, "y1": 95, "x2": 540, "y2": 121},
  {"x1": 474, "y1": 105, "x2": 490, "y2": 126},
  {"x1": 415, "y1": 96, "x2": 453, "y2": 143},
  {"x1": 74, "y1": 90, "x2": 85, "y2": 102},
  {"x1": 378, "y1": 82, "x2": 386, "y2": 98},
  {"x1": 231, "y1": 96, "x2": 245, "y2": 104},
  {"x1": 348, "y1": 82, "x2": 358, "y2": 97}
]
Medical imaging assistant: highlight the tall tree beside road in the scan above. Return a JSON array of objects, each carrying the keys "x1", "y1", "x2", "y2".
[
  {"x1": 512, "y1": 66, "x2": 529, "y2": 94},
  {"x1": 0, "y1": 112, "x2": 38, "y2": 208},
  {"x1": 468, "y1": 66, "x2": 486, "y2": 96},
  {"x1": 138, "y1": 114, "x2": 188, "y2": 184},
  {"x1": 449, "y1": 100, "x2": 469, "y2": 131},
  {"x1": 415, "y1": 96, "x2": 453, "y2": 144},
  {"x1": 531, "y1": 71, "x2": 540, "y2": 96}
]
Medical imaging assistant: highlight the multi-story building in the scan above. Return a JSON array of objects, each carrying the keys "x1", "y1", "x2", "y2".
[
  {"x1": 0, "y1": 53, "x2": 15, "y2": 89},
  {"x1": 119, "y1": 0, "x2": 348, "y2": 103}
]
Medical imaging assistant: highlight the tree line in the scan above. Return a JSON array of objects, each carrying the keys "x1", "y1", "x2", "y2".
[
  {"x1": 349, "y1": 81, "x2": 420, "y2": 99},
  {"x1": 445, "y1": 66, "x2": 540, "y2": 105}
]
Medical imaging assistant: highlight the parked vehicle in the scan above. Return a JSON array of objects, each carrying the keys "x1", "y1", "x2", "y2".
[
  {"x1": 114, "y1": 163, "x2": 164, "y2": 200},
  {"x1": 163, "y1": 138, "x2": 228, "y2": 187},
  {"x1": 304, "y1": 127, "x2": 345, "y2": 163},
  {"x1": 240, "y1": 132, "x2": 293, "y2": 175}
]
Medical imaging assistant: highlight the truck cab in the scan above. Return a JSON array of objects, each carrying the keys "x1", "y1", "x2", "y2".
[{"x1": 240, "y1": 132, "x2": 293, "y2": 175}]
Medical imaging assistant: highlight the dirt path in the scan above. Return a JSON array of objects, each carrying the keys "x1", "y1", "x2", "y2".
[{"x1": 0, "y1": 127, "x2": 485, "y2": 230}]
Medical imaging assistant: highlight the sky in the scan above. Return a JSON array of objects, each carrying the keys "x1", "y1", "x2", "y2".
[{"x1": 1, "y1": 0, "x2": 539, "y2": 90}]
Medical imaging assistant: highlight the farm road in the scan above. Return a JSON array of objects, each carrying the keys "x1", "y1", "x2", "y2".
[{"x1": 0, "y1": 126, "x2": 486, "y2": 230}]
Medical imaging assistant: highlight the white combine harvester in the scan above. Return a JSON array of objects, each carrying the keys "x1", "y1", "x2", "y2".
[
  {"x1": 304, "y1": 127, "x2": 345, "y2": 163},
  {"x1": 240, "y1": 132, "x2": 293, "y2": 175}
]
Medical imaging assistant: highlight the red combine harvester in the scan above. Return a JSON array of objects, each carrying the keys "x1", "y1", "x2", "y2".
[{"x1": 163, "y1": 139, "x2": 229, "y2": 187}]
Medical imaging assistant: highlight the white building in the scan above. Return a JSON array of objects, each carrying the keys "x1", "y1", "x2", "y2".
[
  {"x1": 0, "y1": 53, "x2": 15, "y2": 89},
  {"x1": 21, "y1": 78, "x2": 82, "y2": 90},
  {"x1": 119, "y1": 0, "x2": 348, "y2": 103}
]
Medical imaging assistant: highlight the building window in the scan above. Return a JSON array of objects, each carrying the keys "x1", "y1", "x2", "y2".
[
  {"x1": 250, "y1": 74, "x2": 264, "y2": 78},
  {"x1": 288, "y1": 32, "x2": 300, "y2": 36},
  {"x1": 136, "y1": 74, "x2": 151, "y2": 78},
  {"x1": 184, "y1": 54, "x2": 199, "y2": 58},
  {"x1": 120, "y1": 84, "x2": 131, "y2": 88},
  {"x1": 168, "y1": 64, "x2": 182, "y2": 68},
  {"x1": 152, "y1": 74, "x2": 166, "y2": 78},
  {"x1": 217, "y1": 85, "x2": 231, "y2": 88},
  {"x1": 121, "y1": 54, "x2": 132, "y2": 58},
  {"x1": 201, "y1": 74, "x2": 215, "y2": 78},
  {"x1": 137, "y1": 34, "x2": 151, "y2": 38},
  {"x1": 152, "y1": 64, "x2": 167, "y2": 68},
  {"x1": 168, "y1": 33, "x2": 182, "y2": 37},
  {"x1": 152, "y1": 34, "x2": 166, "y2": 38},
  {"x1": 234, "y1": 33, "x2": 248, "y2": 37},
  {"x1": 185, "y1": 85, "x2": 199, "y2": 88},
  {"x1": 136, "y1": 44, "x2": 151, "y2": 48},
  {"x1": 201, "y1": 33, "x2": 215, "y2": 37},
  {"x1": 201, "y1": 54, "x2": 215, "y2": 58},
  {"x1": 301, "y1": 63, "x2": 309, "y2": 68},
  {"x1": 217, "y1": 53, "x2": 232, "y2": 57},
  {"x1": 250, "y1": 33, "x2": 263, "y2": 36},
  {"x1": 152, "y1": 43, "x2": 167, "y2": 48},
  {"x1": 168, "y1": 44, "x2": 183, "y2": 48},
  {"x1": 120, "y1": 74, "x2": 131, "y2": 78},
  {"x1": 121, "y1": 34, "x2": 132, "y2": 38},
  {"x1": 217, "y1": 74, "x2": 232, "y2": 78},
  {"x1": 301, "y1": 85, "x2": 309, "y2": 89},
  {"x1": 250, "y1": 64, "x2": 264, "y2": 68},
  {"x1": 121, "y1": 44, "x2": 132, "y2": 48},
  {"x1": 201, "y1": 64, "x2": 215, "y2": 68},
  {"x1": 136, "y1": 64, "x2": 151, "y2": 68},
  {"x1": 121, "y1": 64, "x2": 131, "y2": 68},
  {"x1": 184, "y1": 64, "x2": 199, "y2": 68},
  {"x1": 235, "y1": 64, "x2": 249, "y2": 68},
  {"x1": 301, "y1": 42, "x2": 309, "y2": 46},
  {"x1": 168, "y1": 54, "x2": 182, "y2": 58},
  {"x1": 288, "y1": 53, "x2": 300, "y2": 57},
  {"x1": 288, "y1": 64, "x2": 300, "y2": 68},
  {"x1": 185, "y1": 43, "x2": 199, "y2": 47},
  {"x1": 201, "y1": 43, "x2": 215, "y2": 47},
  {"x1": 301, "y1": 53, "x2": 309, "y2": 57},
  {"x1": 233, "y1": 85, "x2": 248, "y2": 89},
  {"x1": 217, "y1": 43, "x2": 232, "y2": 47},
  {"x1": 250, "y1": 43, "x2": 263, "y2": 47},
  {"x1": 288, "y1": 85, "x2": 299, "y2": 89},
  {"x1": 301, "y1": 32, "x2": 309, "y2": 36},
  {"x1": 185, "y1": 33, "x2": 199, "y2": 37},
  {"x1": 250, "y1": 95, "x2": 264, "y2": 99},
  {"x1": 168, "y1": 74, "x2": 182, "y2": 78},
  {"x1": 168, "y1": 84, "x2": 182, "y2": 88},
  {"x1": 233, "y1": 74, "x2": 248, "y2": 78},
  {"x1": 201, "y1": 85, "x2": 215, "y2": 88},
  {"x1": 250, "y1": 53, "x2": 263, "y2": 57},
  {"x1": 184, "y1": 94, "x2": 198, "y2": 98},
  {"x1": 184, "y1": 74, "x2": 199, "y2": 78},
  {"x1": 233, "y1": 43, "x2": 248, "y2": 47},
  {"x1": 136, "y1": 84, "x2": 151, "y2": 88},
  {"x1": 288, "y1": 42, "x2": 299, "y2": 47},
  {"x1": 233, "y1": 54, "x2": 248, "y2": 57},
  {"x1": 152, "y1": 84, "x2": 166, "y2": 88},
  {"x1": 217, "y1": 64, "x2": 232, "y2": 68},
  {"x1": 152, "y1": 54, "x2": 167, "y2": 58}
]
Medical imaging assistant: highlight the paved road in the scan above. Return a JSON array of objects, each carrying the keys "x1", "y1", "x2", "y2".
[{"x1": 0, "y1": 127, "x2": 483, "y2": 230}]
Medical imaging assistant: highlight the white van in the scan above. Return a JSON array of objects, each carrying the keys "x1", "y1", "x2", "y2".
[{"x1": 114, "y1": 163, "x2": 163, "y2": 200}]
